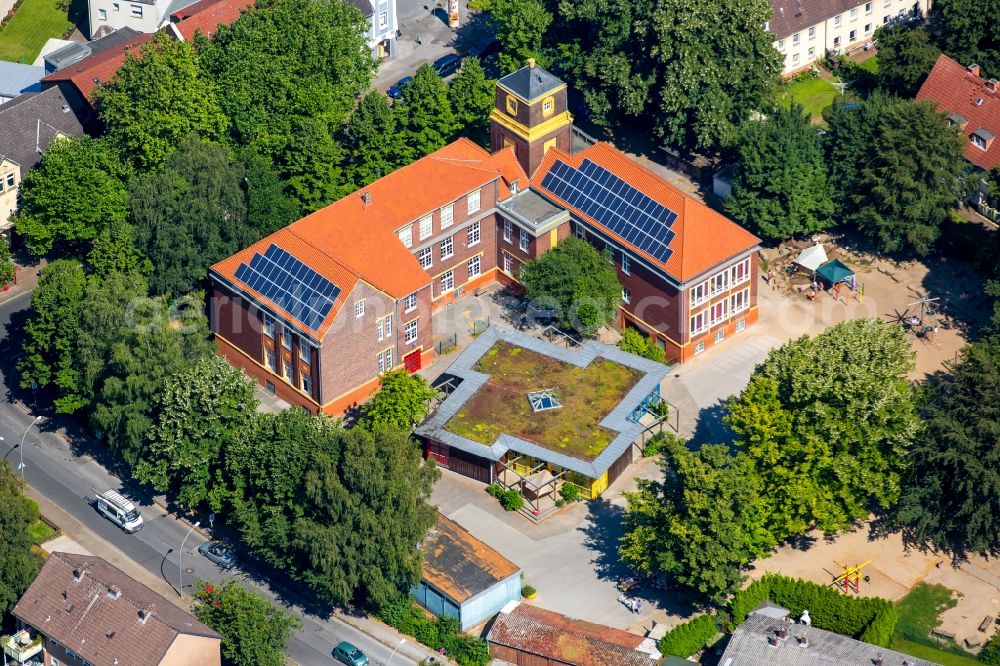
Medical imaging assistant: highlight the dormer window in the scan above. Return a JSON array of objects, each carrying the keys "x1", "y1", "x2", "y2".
[
  {"x1": 971, "y1": 128, "x2": 994, "y2": 151},
  {"x1": 506, "y1": 95, "x2": 518, "y2": 115},
  {"x1": 542, "y1": 96, "x2": 554, "y2": 117},
  {"x1": 947, "y1": 112, "x2": 968, "y2": 128}
]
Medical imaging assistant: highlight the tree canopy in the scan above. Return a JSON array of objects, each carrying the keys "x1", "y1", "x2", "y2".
[
  {"x1": 0, "y1": 461, "x2": 42, "y2": 616},
  {"x1": 448, "y1": 57, "x2": 496, "y2": 146},
  {"x1": 875, "y1": 26, "x2": 941, "y2": 97},
  {"x1": 618, "y1": 328, "x2": 666, "y2": 364},
  {"x1": 519, "y1": 237, "x2": 621, "y2": 337},
  {"x1": 726, "y1": 104, "x2": 834, "y2": 241},
  {"x1": 194, "y1": 580, "x2": 301, "y2": 666},
  {"x1": 931, "y1": 0, "x2": 1000, "y2": 79},
  {"x1": 14, "y1": 137, "x2": 130, "y2": 255},
  {"x1": 342, "y1": 92, "x2": 407, "y2": 189},
  {"x1": 360, "y1": 369, "x2": 438, "y2": 431},
  {"x1": 87, "y1": 218, "x2": 152, "y2": 279},
  {"x1": 397, "y1": 64, "x2": 458, "y2": 159},
  {"x1": 490, "y1": 0, "x2": 552, "y2": 73}
]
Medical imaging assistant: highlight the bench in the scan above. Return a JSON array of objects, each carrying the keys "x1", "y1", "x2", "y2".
[
  {"x1": 932, "y1": 628, "x2": 956, "y2": 640},
  {"x1": 981, "y1": 616, "x2": 994, "y2": 633}
]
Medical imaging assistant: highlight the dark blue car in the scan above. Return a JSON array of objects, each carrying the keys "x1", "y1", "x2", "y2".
[
  {"x1": 433, "y1": 53, "x2": 462, "y2": 78},
  {"x1": 387, "y1": 75, "x2": 413, "y2": 99}
]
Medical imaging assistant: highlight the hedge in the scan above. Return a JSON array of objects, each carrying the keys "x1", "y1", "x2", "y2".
[
  {"x1": 379, "y1": 599, "x2": 491, "y2": 666},
  {"x1": 659, "y1": 614, "x2": 718, "y2": 658},
  {"x1": 730, "y1": 574, "x2": 897, "y2": 647}
]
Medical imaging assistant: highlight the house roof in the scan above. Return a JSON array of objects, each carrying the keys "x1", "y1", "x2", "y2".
[
  {"x1": 343, "y1": 0, "x2": 373, "y2": 17},
  {"x1": 532, "y1": 142, "x2": 760, "y2": 284},
  {"x1": 41, "y1": 29, "x2": 152, "y2": 102},
  {"x1": 213, "y1": 139, "x2": 520, "y2": 337},
  {"x1": 916, "y1": 54, "x2": 1000, "y2": 170},
  {"x1": 486, "y1": 601, "x2": 661, "y2": 666},
  {"x1": 0, "y1": 62, "x2": 44, "y2": 99},
  {"x1": 719, "y1": 614, "x2": 936, "y2": 665},
  {"x1": 497, "y1": 63, "x2": 564, "y2": 102},
  {"x1": 0, "y1": 87, "x2": 85, "y2": 171},
  {"x1": 169, "y1": 0, "x2": 255, "y2": 40},
  {"x1": 768, "y1": 0, "x2": 865, "y2": 39},
  {"x1": 12, "y1": 552, "x2": 220, "y2": 666},
  {"x1": 420, "y1": 514, "x2": 519, "y2": 605}
]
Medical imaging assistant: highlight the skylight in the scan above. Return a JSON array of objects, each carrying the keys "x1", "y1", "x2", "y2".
[{"x1": 527, "y1": 389, "x2": 561, "y2": 412}]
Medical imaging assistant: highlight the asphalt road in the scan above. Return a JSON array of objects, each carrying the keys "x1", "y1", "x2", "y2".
[{"x1": 0, "y1": 291, "x2": 425, "y2": 666}]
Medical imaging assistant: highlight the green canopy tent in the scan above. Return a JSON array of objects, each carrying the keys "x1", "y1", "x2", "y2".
[{"x1": 816, "y1": 259, "x2": 855, "y2": 286}]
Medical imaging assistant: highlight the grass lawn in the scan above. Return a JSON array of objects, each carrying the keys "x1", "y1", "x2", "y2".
[
  {"x1": 892, "y1": 637, "x2": 982, "y2": 666},
  {"x1": 858, "y1": 56, "x2": 879, "y2": 74},
  {"x1": 891, "y1": 583, "x2": 981, "y2": 665},
  {"x1": 27, "y1": 518, "x2": 58, "y2": 543},
  {"x1": 0, "y1": 0, "x2": 73, "y2": 63},
  {"x1": 780, "y1": 76, "x2": 839, "y2": 119},
  {"x1": 445, "y1": 342, "x2": 641, "y2": 460}
]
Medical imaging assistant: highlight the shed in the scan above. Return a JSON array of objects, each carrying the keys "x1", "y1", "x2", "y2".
[
  {"x1": 412, "y1": 514, "x2": 521, "y2": 632},
  {"x1": 816, "y1": 259, "x2": 855, "y2": 286}
]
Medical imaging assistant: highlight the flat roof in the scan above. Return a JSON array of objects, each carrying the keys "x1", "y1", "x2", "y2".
[
  {"x1": 497, "y1": 187, "x2": 567, "y2": 231},
  {"x1": 420, "y1": 514, "x2": 519, "y2": 604}
]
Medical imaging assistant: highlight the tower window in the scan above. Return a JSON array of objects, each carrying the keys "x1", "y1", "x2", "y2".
[
  {"x1": 542, "y1": 96, "x2": 554, "y2": 117},
  {"x1": 506, "y1": 95, "x2": 518, "y2": 115}
]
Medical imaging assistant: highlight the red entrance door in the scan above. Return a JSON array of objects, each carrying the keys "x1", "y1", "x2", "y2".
[{"x1": 403, "y1": 349, "x2": 421, "y2": 373}]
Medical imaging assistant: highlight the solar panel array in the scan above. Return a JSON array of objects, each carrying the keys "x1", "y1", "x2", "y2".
[
  {"x1": 235, "y1": 244, "x2": 340, "y2": 331},
  {"x1": 541, "y1": 158, "x2": 678, "y2": 263}
]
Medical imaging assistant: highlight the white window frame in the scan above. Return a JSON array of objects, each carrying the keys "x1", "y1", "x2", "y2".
[
  {"x1": 621, "y1": 253, "x2": 631, "y2": 275},
  {"x1": 834, "y1": 14, "x2": 841, "y2": 26},
  {"x1": 355, "y1": 299, "x2": 365, "y2": 318},
  {"x1": 129, "y1": 3, "x2": 141, "y2": 16},
  {"x1": 440, "y1": 236, "x2": 454, "y2": 260},
  {"x1": 404, "y1": 319, "x2": 418, "y2": 344},
  {"x1": 808, "y1": 46, "x2": 816, "y2": 58},
  {"x1": 694, "y1": 341, "x2": 705, "y2": 355},
  {"x1": 282, "y1": 358, "x2": 294, "y2": 382},
  {"x1": 440, "y1": 204, "x2": 454, "y2": 228},
  {"x1": 403, "y1": 293, "x2": 417, "y2": 313},
  {"x1": 731, "y1": 288, "x2": 750, "y2": 314},
  {"x1": 865, "y1": 1, "x2": 872, "y2": 12},
  {"x1": 849, "y1": 29, "x2": 857, "y2": 41},
  {"x1": 301, "y1": 372, "x2": 312, "y2": 393},
  {"x1": 503, "y1": 219, "x2": 512, "y2": 243},
  {"x1": 519, "y1": 228, "x2": 528, "y2": 252},
  {"x1": 792, "y1": 32, "x2": 800, "y2": 44},
  {"x1": 731, "y1": 257, "x2": 751, "y2": 285},
  {"x1": 710, "y1": 270, "x2": 730, "y2": 295},
  {"x1": 714, "y1": 330, "x2": 726, "y2": 344},
  {"x1": 710, "y1": 300, "x2": 729, "y2": 326},
  {"x1": 98, "y1": 8, "x2": 107, "y2": 19},
  {"x1": 418, "y1": 247, "x2": 433, "y2": 269},
  {"x1": 467, "y1": 221, "x2": 481, "y2": 247},
  {"x1": 299, "y1": 341, "x2": 311, "y2": 362},
  {"x1": 281, "y1": 327, "x2": 292, "y2": 350},
  {"x1": 265, "y1": 348, "x2": 277, "y2": 370},
  {"x1": 376, "y1": 318, "x2": 384, "y2": 341},
  {"x1": 263, "y1": 314, "x2": 275, "y2": 338},
  {"x1": 690, "y1": 281, "x2": 709, "y2": 307},
  {"x1": 972, "y1": 133, "x2": 988, "y2": 151},
  {"x1": 467, "y1": 190, "x2": 480, "y2": 214},
  {"x1": 850, "y1": 7, "x2": 857, "y2": 20},
  {"x1": 467, "y1": 255, "x2": 481, "y2": 278},
  {"x1": 778, "y1": 39, "x2": 785, "y2": 49},
  {"x1": 622, "y1": 288, "x2": 631, "y2": 304},
  {"x1": 808, "y1": 26, "x2": 816, "y2": 38},
  {"x1": 398, "y1": 226, "x2": 413, "y2": 248},
  {"x1": 503, "y1": 252, "x2": 513, "y2": 274},
  {"x1": 864, "y1": 22, "x2": 872, "y2": 33},
  {"x1": 736, "y1": 318, "x2": 747, "y2": 332},
  {"x1": 440, "y1": 270, "x2": 454, "y2": 292},
  {"x1": 378, "y1": 10, "x2": 387, "y2": 28},
  {"x1": 378, "y1": 348, "x2": 394, "y2": 373},
  {"x1": 418, "y1": 215, "x2": 433, "y2": 240},
  {"x1": 690, "y1": 310, "x2": 709, "y2": 336},
  {"x1": 793, "y1": 53, "x2": 800, "y2": 64}
]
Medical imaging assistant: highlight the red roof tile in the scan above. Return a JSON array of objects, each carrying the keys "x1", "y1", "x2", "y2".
[
  {"x1": 532, "y1": 142, "x2": 760, "y2": 283},
  {"x1": 916, "y1": 54, "x2": 1000, "y2": 170},
  {"x1": 169, "y1": 0, "x2": 255, "y2": 41},
  {"x1": 486, "y1": 602, "x2": 659, "y2": 666},
  {"x1": 41, "y1": 33, "x2": 152, "y2": 102}
]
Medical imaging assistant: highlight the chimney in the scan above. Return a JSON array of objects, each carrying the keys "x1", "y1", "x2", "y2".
[
  {"x1": 73, "y1": 569, "x2": 85, "y2": 582},
  {"x1": 768, "y1": 635, "x2": 781, "y2": 647},
  {"x1": 361, "y1": 191, "x2": 371, "y2": 208},
  {"x1": 106, "y1": 630, "x2": 116, "y2": 639},
  {"x1": 777, "y1": 627, "x2": 789, "y2": 639},
  {"x1": 107, "y1": 585, "x2": 121, "y2": 600},
  {"x1": 138, "y1": 604, "x2": 155, "y2": 624},
  {"x1": 799, "y1": 630, "x2": 810, "y2": 648},
  {"x1": 527, "y1": 57, "x2": 535, "y2": 69},
  {"x1": 874, "y1": 656, "x2": 883, "y2": 666},
  {"x1": 968, "y1": 63, "x2": 981, "y2": 77},
  {"x1": 988, "y1": 79, "x2": 999, "y2": 93}
]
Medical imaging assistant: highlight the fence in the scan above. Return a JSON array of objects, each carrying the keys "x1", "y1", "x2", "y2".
[
  {"x1": 469, "y1": 317, "x2": 490, "y2": 336},
  {"x1": 435, "y1": 334, "x2": 457, "y2": 355}
]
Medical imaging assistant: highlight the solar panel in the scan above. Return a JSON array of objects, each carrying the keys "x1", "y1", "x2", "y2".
[
  {"x1": 542, "y1": 159, "x2": 678, "y2": 263},
  {"x1": 234, "y1": 244, "x2": 340, "y2": 331}
]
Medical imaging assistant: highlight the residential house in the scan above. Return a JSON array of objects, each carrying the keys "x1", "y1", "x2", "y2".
[
  {"x1": 718, "y1": 613, "x2": 935, "y2": 665},
  {"x1": 9, "y1": 551, "x2": 221, "y2": 666},
  {"x1": 165, "y1": 0, "x2": 255, "y2": 41},
  {"x1": 412, "y1": 514, "x2": 521, "y2": 631},
  {"x1": 0, "y1": 87, "x2": 86, "y2": 235},
  {"x1": 345, "y1": 0, "x2": 397, "y2": 60},
  {"x1": 87, "y1": 0, "x2": 197, "y2": 39},
  {"x1": 486, "y1": 601, "x2": 662, "y2": 666},
  {"x1": 209, "y1": 61, "x2": 760, "y2": 416},
  {"x1": 768, "y1": 0, "x2": 929, "y2": 77},
  {"x1": 0, "y1": 62, "x2": 45, "y2": 105}
]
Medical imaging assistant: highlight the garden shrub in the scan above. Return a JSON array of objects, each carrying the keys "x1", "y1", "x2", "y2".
[
  {"x1": 619, "y1": 328, "x2": 667, "y2": 363},
  {"x1": 642, "y1": 431, "x2": 684, "y2": 457},
  {"x1": 379, "y1": 600, "x2": 490, "y2": 666},
  {"x1": 559, "y1": 483, "x2": 581, "y2": 503},
  {"x1": 730, "y1": 574, "x2": 896, "y2": 647},
  {"x1": 487, "y1": 484, "x2": 524, "y2": 511},
  {"x1": 980, "y1": 632, "x2": 1000, "y2": 664},
  {"x1": 659, "y1": 614, "x2": 718, "y2": 657},
  {"x1": 521, "y1": 585, "x2": 536, "y2": 597}
]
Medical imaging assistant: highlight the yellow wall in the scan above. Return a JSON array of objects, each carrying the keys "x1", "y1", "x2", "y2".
[{"x1": 0, "y1": 159, "x2": 20, "y2": 232}]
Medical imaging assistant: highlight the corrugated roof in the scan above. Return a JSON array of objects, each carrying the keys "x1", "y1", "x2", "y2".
[
  {"x1": 486, "y1": 601, "x2": 660, "y2": 666},
  {"x1": 12, "y1": 552, "x2": 220, "y2": 666},
  {"x1": 420, "y1": 514, "x2": 519, "y2": 604},
  {"x1": 916, "y1": 54, "x2": 1000, "y2": 170},
  {"x1": 0, "y1": 62, "x2": 44, "y2": 99},
  {"x1": 0, "y1": 87, "x2": 85, "y2": 171},
  {"x1": 532, "y1": 142, "x2": 760, "y2": 284}
]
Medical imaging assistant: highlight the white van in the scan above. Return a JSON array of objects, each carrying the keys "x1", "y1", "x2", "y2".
[{"x1": 95, "y1": 490, "x2": 143, "y2": 533}]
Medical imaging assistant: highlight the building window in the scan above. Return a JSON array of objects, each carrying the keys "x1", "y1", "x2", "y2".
[
  {"x1": 376, "y1": 317, "x2": 384, "y2": 341},
  {"x1": 282, "y1": 359, "x2": 294, "y2": 382},
  {"x1": 404, "y1": 319, "x2": 418, "y2": 344},
  {"x1": 112, "y1": 2, "x2": 118, "y2": 9},
  {"x1": 467, "y1": 221, "x2": 481, "y2": 247},
  {"x1": 355, "y1": 299, "x2": 365, "y2": 318},
  {"x1": 467, "y1": 190, "x2": 480, "y2": 214},
  {"x1": 850, "y1": 7, "x2": 857, "y2": 19},
  {"x1": 731, "y1": 257, "x2": 751, "y2": 284},
  {"x1": 519, "y1": 228, "x2": 529, "y2": 252},
  {"x1": 865, "y1": 22, "x2": 872, "y2": 33},
  {"x1": 621, "y1": 253, "x2": 631, "y2": 275},
  {"x1": 503, "y1": 219, "x2": 512, "y2": 243},
  {"x1": 883, "y1": 14, "x2": 890, "y2": 23},
  {"x1": 972, "y1": 133, "x2": 988, "y2": 150},
  {"x1": 714, "y1": 330, "x2": 726, "y2": 344},
  {"x1": 834, "y1": 14, "x2": 841, "y2": 26},
  {"x1": 865, "y1": 1, "x2": 872, "y2": 11},
  {"x1": 467, "y1": 255, "x2": 481, "y2": 278},
  {"x1": 98, "y1": 8, "x2": 107, "y2": 19},
  {"x1": 622, "y1": 288, "x2": 631, "y2": 304},
  {"x1": 808, "y1": 26, "x2": 815, "y2": 38},
  {"x1": 710, "y1": 300, "x2": 729, "y2": 325},
  {"x1": 440, "y1": 270, "x2": 454, "y2": 292},
  {"x1": 778, "y1": 39, "x2": 784, "y2": 49},
  {"x1": 694, "y1": 341, "x2": 705, "y2": 355},
  {"x1": 129, "y1": 3, "x2": 141, "y2": 16},
  {"x1": 265, "y1": 348, "x2": 277, "y2": 370},
  {"x1": 503, "y1": 252, "x2": 513, "y2": 274},
  {"x1": 398, "y1": 225, "x2": 413, "y2": 248},
  {"x1": 792, "y1": 32, "x2": 800, "y2": 44},
  {"x1": 793, "y1": 53, "x2": 800, "y2": 64},
  {"x1": 506, "y1": 95, "x2": 518, "y2": 115},
  {"x1": 377, "y1": 348, "x2": 393, "y2": 373},
  {"x1": 282, "y1": 328, "x2": 292, "y2": 350},
  {"x1": 690, "y1": 281, "x2": 708, "y2": 307},
  {"x1": 833, "y1": 36, "x2": 841, "y2": 47},
  {"x1": 301, "y1": 372, "x2": 312, "y2": 394},
  {"x1": 300, "y1": 341, "x2": 311, "y2": 361},
  {"x1": 574, "y1": 222, "x2": 586, "y2": 239},
  {"x1": 440, "y1": 236, "x2": 453, "y2": 259},
  {"x1": 263, "y1": 314, "x2": 275, "y2": 338},
  {"x1": 378, "y1": 10, "x2": 387, "y2": 28},
  {"x1": 419, "y1": 215, "x2": 433, "y2": 240},
  {"x1": 849, "y1": 29, "x2": 856, "y2": 41},
  {"x1": 5, "y1": 173, "x2": 13, "y2": 189},
  {"x1": 418, "y1": 247, "x2": 433, "y2": 269},
  {"x1": 690, "y1": 310, "x2": 709, "y2": 335},
  {"x1": 542, "y1": 96, "x2": 554, "y2": 116},
  {"x1": 440, "y1": 204, "x2": 453, "y2": 228},
  {"x1": 736, "y1": 319, "x2": 747, "y2": 332},
  {"x1": 808, "y1": 46, "x2": 815, "y2": 58},
  {"x1": 732, "y1": 288, "x2": 750, "y2": 313},
  {"x1": 897, "y1": 7, "x2": 904, "y2": 16},
  {"x1": 710, "y1": 270, "x2": 729, "y2": 295},
  {"x1": 403, "y1": 293, "x2": 417, "y2": 313}
]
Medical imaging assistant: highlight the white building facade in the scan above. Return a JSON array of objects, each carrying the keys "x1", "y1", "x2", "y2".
[{"x1": 769, "y1": 0, "x2": 930, "y2": 77}]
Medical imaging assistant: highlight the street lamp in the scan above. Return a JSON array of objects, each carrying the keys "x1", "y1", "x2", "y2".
[
  {"x1": 178, "y1": 521, "x2": 201, "y2": 597},
  {"x1": 387, "y1": 638, "x2": 406, "y2": 665},
  {"x1": 17, "y1": 416, "x2": 41, "y2": 481}
]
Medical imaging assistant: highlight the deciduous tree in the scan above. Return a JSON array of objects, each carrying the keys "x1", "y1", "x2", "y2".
[
  {"x1": 0, "y1": 460, "x2": 42, "y2": 615},
  {"x1": 489, "y1": 0, "x2": 552, "y2": 73},
  {"x1": 194, "y1": 580, "x2": 301, "y2": 666},
  {"x1": 875, "y1": 25, "x2": 941, "y2": 96},
  {"x1": 360, "y1": 369, "x2": 438, "y2": 431},
  {"x1": 342, "y1": 92, "x2": 407, "y2": 189},
  {"x1": 0, "y1": 240, "x2": 14, "y2": 287},
  {"x1": 618, "y1": 328, "x2": 666, "y2": 364},
  {"x1": 726, "y1": 104, "x2": 834, "y2": 241},
  {"x1": 448, "y1": 57, "x2": 496, "y2": 145},
  {"x1": 397, "y1": 64, "x2": 458, "y2": 158},
  {"x1": 931, "y1": 0, "x2": 1000, "y2": 79},
  {"x1": 87, "y1": 218, "x2": 152, "y2": 278}
]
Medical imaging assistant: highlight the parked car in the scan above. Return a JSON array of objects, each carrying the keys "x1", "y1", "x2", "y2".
[
  {"x1": 333, "y1": 641, "x2": 368, "y2": 666},
  {"x1": 433, "y1": 53, "x2": 462, "y2": 78},
  {"x1": 387, "y1": 75, "x2": 413, "y2": 99},
  {"x1": 95, "y1": 490, "x2": 143, "y2": 533},
  {"x1": 198, "y1": 541, "x2": 238, "y2": 568}
]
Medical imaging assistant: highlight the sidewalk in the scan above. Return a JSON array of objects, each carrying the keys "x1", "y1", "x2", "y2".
[{"x1": 0, "y1": 259, "x2": 44, "y2": 306}]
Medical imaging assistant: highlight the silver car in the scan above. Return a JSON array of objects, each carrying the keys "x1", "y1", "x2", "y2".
[{"x1": 198, "y1": 541, "x2": 238, "y2": 568}]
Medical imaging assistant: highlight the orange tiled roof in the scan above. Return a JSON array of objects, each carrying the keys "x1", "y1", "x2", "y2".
[
  {"x1": 169, "y1": 0, "x2": 255, "y2": 41},
  {"x1": 41, "y1": 33, "x2": 152, "y2": 102},
  {"x1": 532, "y1": 142, "x2": 760, "y2": 283},
  {"x1": 212, "y1": 139, "x2": 512, "y2": 336},
  {"x1": 916, "y1": 54, "x2": 1000, "y2": 171},
  {"x1": 489, "y1": 145, "x2": 529, "y2": 197}
]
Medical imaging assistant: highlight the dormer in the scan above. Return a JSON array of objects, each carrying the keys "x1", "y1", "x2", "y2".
[
  {"x1": 971, "y1": 128, "x2": 994, "y2": 152},
  {"x1": 947, "y1": 112, "x2": 968, "y2": 129}
]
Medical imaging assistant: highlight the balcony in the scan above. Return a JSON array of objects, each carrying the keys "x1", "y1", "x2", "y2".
[{"x1": 2, "y1": 630, "x2": 44, "y2": 665}]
